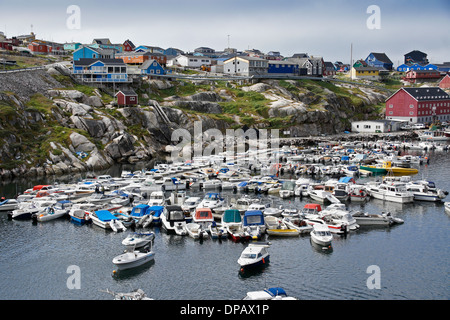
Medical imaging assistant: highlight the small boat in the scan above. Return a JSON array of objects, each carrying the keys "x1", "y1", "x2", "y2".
[
  {"x1": 310, "y1": 224, "x2": 333, "y2": 247},
  {"x1": 89, "y1": 210, "x2": 127, "y2": 232},
  {"x1": 265, "y1": 217, "x2": 301, "y2": 236},
  {"x1": 186, "y1": 222, "x2": 209, "y2": 240},
  {"x1": 242, "y1": 287, "x2": 297, "y2": 300},
  {"x1": 221, "y1": 209, "x2": 242, "y2": 228},
  {"x1": 192, "y1": 207, "x2": 214, "y2": 229},
  {"x1": 243, "y1": 210, "x2": 266, "y2": 235},
  {"x1": 161, "y1": 205, "x2": 187, "y2": 235},
  {"x1": 121, "y1": 232, "x2": 155, "y2": 248},
  {"x1": 209, "y1": 221, "x2": 228, "y2": 240},
  {"x1": 112, "y1": 244, "x2": 155, "y2": 271},
  {"x1": 238, "y1": 242, "x2": 270, "y2": 271},
  {"x1": 406, "y1": 182, "x2": 447, "y2": 202},
  {"x1": 366, "y1": 181, "x2": 414, "y2": 204},
  {"x1": 445, "y1": 202, "x2": 450, "y2": 214},
  {"x1": 69, "y1": 205, "x2": 93, "y2": 224},
  {"x1": 8, "y1": 201, "x2": 53, "y2": 220},
  {"x1": 349, "y1": 184, "x2": 369, "y2": 202},
  {"x1": 282, "y1": 217, "x2": 313, "y2": 234},
  {"x1": 0, "y1": 198, "x2": 19, "y2": 212},
  {"x1": 181, "y1": 196, "x2": 201, "y2": 212},
  {"x1": 351, "y1": 211, "x2": 403, "y2": 226},
  {"x1": 147, "y1": 191, "x2": 165, "y2": 206},
  {"x1": 197, "y1": 192, "x2": 225, "y2": 211},
  {"x1": 227, "y1": 224, "x2": 251, "y2": 242},
  {"x1": 300, "y1": 203, "x2": 322, "y2": 217},
  {"x1": 32, "y1": 200, "x2": 72, "y2": 222}
]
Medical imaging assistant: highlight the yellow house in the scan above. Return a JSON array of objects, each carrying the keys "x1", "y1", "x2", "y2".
[{"x1": 351, "y1": 66, "x2": 380, "y2": 80}]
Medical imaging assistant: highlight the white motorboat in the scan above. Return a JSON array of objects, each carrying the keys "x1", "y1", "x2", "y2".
[
  {"x1": 282, "y1": 217, "x2": 313, "y2": 234},
  {"x1": 365, "y1": 181, "x2": 414, "y2": 204},
  {"x1": 89, "y1": 210, "x2": 127, "y2": 232},
  {"x1": 147, "y1": 191, "x2": 165, "y2": 206},
  {"x1": 445, "y1": 202, "x2": 450, "y2": 214},
  {"x1": 112, "y1": 244, "x2": 155, "y2": 271},
  {"x1": 122, "y1": 232, "x2": 155, "y2": 248},
  {"x1": 265, "y1": 216, "x2": 301, "y2": 237},
  {"x1": 209, "y1": 222, "x2": 228, "y2": 240},
  {"x1": 161, "y1": 205, "x2": 187, "y2": 235},
  {"x1": 87, "y1": 192, "x2": 116, "y2": 204},
  {"x1": 0, "y1": 198, "x2": 19, "y2": 212},
  {"x1": 243, "y1": 287, "x2": 297, "y2": 300},
  {"x1": 351, "y1": 211, "x2": 404, "y2": 226},
  {"x1": 192, "y1": 208, "x2": 214, "y2": 229},
  {"x1": 197, "y1": 192, "x2": 225, "y2": 211},
  {"x1": 186, "y1": 222, "x2": 209, "y2": 240},
  {"x1": 237, "y1": 242, "x2": 270, "y2": 271},
  {"x1": 201, "y1": 179, "x2": 222, "y2": 189},
  {"x1": 310, "y1": 224, "x2": 333, "y2": 247},
  {"x1": 181, "y1": 197, "x2": 202, "y2": 212},
  {"x1": 320, "y1": 204, "x2": 360, "y2": 231},
  {"x1": 32, "y1": 200, "x2": 72, "y2": 222},
  {"x1": 349, "y1": 184, "x2": 369, "y2": 202},
  {"x1": 8, "y1": 200, "x2": 55, "y2": 220},
  {"x1": 263, "y1": 205, "x2": 283, "y2": 217},
  {"x1": 307, "y1": 184, "x2": 340, "y2": 204},
  {"x1": 406, "y1": 181, "x2": 447, "y2": 202}
]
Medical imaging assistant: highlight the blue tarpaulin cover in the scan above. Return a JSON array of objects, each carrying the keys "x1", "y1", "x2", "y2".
[{"x1": 95, "y1": 210, "x2": 117, "y2": 222}]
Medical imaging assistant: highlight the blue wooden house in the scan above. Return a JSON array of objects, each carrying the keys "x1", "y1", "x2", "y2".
[
  {"x1": 72, "y1": 46, "x2": 117, "y2": 61},
  {"x1": 267, "y1": 60, "x2": 298, "y2": 75},
  {"x1": 139, "y1": 59, "x2": 165, "y2": 75},
  {"x1": 72, "y1": 58, "x2": 130, "y2": 83},
  {"x1": 365, "y1": 52, "x2": 393, "y2": 71}
]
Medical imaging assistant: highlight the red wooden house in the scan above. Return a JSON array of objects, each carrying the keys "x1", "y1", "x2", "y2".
[
  {"x1": 439, "y1": 74, "x2": 450, "y2": 89},
  {"x1": 115, "y1": 89, "x2": 138, "y2": 106},
  {"x1": 0, "y1": 42, "x2": 13, "y2": 51},
  {"x1": 123, "y1": 39, "x2": 135, "y2": 52},
  {"x1": 28, "y1": 42, "x2": 48, "y2": 54},
  {"x1": 403, "y1": 69, "x2": 441, "y2": 83},
  {"x1": 385, "y1": 87, "x2": 450, "y2": 124}
]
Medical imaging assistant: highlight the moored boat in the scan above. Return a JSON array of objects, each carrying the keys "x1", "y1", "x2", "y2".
[
  {"x1": 112, "y1": 244, "x2": 155, "y2": 271},
  {"x1": 237, "y1": 242, "x2": 270, "y2": 271},
  {"x1": 310, "y1": 224, "x2": 333, "y2": 247}
]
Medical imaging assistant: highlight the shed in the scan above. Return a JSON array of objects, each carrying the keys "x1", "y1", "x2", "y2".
[{"x1": 115, "y1": 89, "x2": 138, "y2": 106}]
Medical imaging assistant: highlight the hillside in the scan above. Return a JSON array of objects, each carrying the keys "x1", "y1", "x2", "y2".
[{"x1": 0, "y1": 66, "x2": 388, "y2": 179}]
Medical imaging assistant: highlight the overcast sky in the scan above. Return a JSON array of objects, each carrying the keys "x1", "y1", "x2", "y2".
[{"x1": 1, "y1": 0, "x2": 449, "y2": 66}]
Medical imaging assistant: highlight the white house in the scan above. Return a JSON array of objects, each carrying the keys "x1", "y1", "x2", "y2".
[
  {"x1": 168, "y1": 54, "x2": 212, "y2": 68},
  {"x1": 223, "y1": 56, "x2": 268, "y2": 76},
  {"x1": 351, "y1": 120, "x2": 405, "y2": 133}
]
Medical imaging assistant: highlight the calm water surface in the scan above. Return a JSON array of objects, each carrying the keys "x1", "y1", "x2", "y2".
[{"x1": 0, "y1": 150, "x2": 449, "y2": 300}]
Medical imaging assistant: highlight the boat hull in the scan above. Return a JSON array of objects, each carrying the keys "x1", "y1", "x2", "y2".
[{"x1": 113, "y1": 252, "x2": 155, "y2": 270}]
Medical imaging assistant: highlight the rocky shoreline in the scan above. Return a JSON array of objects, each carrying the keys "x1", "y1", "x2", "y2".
[{"x1": 0, "y1": 66, "x2": 392, "y2": 181}]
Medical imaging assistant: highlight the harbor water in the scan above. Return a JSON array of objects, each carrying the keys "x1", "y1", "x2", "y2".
[{"x1": 0, "y1": 149, "x2": 449, "y2": 300}]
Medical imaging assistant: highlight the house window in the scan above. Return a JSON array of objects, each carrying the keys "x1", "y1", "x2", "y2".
[
  {"x1": 389, "y1": 104, "x2": 393, "y2": 108},
  {"x1": 389, "y1": 111, "x2": 393, "y2": 115},
  {"x1": 409, "y1": 111, "x2": 414, "y2": 115},
  {"x1": 410, "y1": 104, "x2": 414, "y2": 108}
]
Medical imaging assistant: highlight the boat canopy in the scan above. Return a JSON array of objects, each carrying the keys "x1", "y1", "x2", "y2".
[
  {"x1": 303, "y1": 203, "x2": 322, "y2": 211},
  {"x1": 131, "y1": 204, "x2": 150, "y2": 217},
  {"x1": 243, "y1": 210, "x2": 264, "y2": 226},
  {"x1": 222, "y1": 209, "x2": 242, "y2": 223},
  {"x1": 148, "y1": 206, "x2": 164, "y2": 217},
  {"x1": 194, "y1": 208, "x2": 213, "y2": 220},
  {"x1": 95, "y1": 210, "x2": 118, "y2": 222},
  {"x1": 339, "y1": 177, "x2": 355, "y2": 184},
  {"x1": 265, "y1": 287, "x2": 287, "y2": 297}
]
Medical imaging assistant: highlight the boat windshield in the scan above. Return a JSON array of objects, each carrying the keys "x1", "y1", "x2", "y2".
[
  {"x1": 241, "y1": 253, "x2": 257, "y2": 259},
  {"x1": 169, "y1": 211, "x2": 185, "y2": 220},
  {"x1": 317, "y1": 231, "x2": 331, "y2": 236}
]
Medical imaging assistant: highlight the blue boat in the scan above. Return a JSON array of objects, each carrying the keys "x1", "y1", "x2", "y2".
[
  {"x1": 130, "y1": 204, "x2": 164, "y2": 226},
  {"x1": 243, "y1": 210, "x2": 266, "y2": 238}
]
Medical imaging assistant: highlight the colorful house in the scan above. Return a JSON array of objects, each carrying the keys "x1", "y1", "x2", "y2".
[
  {"x1": 72, "y1": 58, "x2": 130, "y2": 83},
  {"x1": 404, "y1": 50, "x2": 428, "y2": 65},
  {"x1": 64, "y1": 42, "x2": 82, "y2": 51},
  {"x1": 385, "y1": 87, "x2": 450, "y2": 124},
  {"x1": 115, "y1": 89, "x2": 138, "y2": 106},
  {"x1": 139, "y1": 59, "x2": 165, "y2": 75},
  {"x1": 223, "y1": 56, "x2": 268, "y2": 76},
  {"x1": 123, "y1": 39, "x2": 135, "y2": 52},
  {"x1": 403, "y1": 70, "x2": 441, "y2": 83},
  {"x1": 350, "y1": 66, "x2": 380, "y2": 80},
  {"x1": 89, "y1": 38, "x2": 123, "y2": 53},
  {"x1": 365, "y1": 52, "x2": 393, "y2": 71},
  {"x1": 28, "y1": 42, "x2": 48, "y2": 54},
  {"x1": 73, "y1": 46, "x2": 116, "y2": 61},
  {"x1": 267, "y1": 60, "x2": 298, "y2": 75}
]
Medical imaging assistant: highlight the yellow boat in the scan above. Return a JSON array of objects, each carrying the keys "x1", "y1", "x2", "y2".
[{"x1": 383, "y1": 161, "x2": 419, "y2": 176}]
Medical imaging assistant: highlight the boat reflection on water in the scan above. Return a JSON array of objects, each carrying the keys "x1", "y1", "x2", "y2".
[
  {"x1": 111, "y1": 259, "x2": 155, "y2": 280},
  {"x1": 310, "y1": 239, "x2": 333, "y2": 253}
]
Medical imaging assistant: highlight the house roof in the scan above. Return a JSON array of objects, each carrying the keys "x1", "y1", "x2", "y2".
[
  {"x1": 93, "y1": 38, "x2": 111, "y2": 45},
  {"x1": 123, "y1": 39, "x2": 135, "y2": 48},
  {"x1": 74, "y1": 58, "x2": 126, "y2": 66},
  {"x1": 115, "y1": 89, "x2": 137, "y2": 96},
  {"x1": 139, "y1": 59, "x2": 160, "y2": 69},
  {"x1": 369, "y1": 52, "x2": 393, "y2": 64},
  {"x1": 404, "y1": 50, "x2": 427, "y2": 57},
  {"x1": 388, "y1": 87, "x2": 450, "y2": 102}
]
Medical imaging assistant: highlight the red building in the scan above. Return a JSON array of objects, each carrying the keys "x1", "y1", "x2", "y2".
[
  {"x1": 28, "y1": 42, "x2": 49, "y2": 54},
  {"x1": 403, "y1": 69, "x2": 441, "y2": 83},
  {"x1": 385, "y1": 87, "x2": 450, "y2": 124},
  {"x1": 0, "y1": 42, "x2": 13, "y2": 50},
  {"x1": 439, "y1": 74, "x2": 450, "y2": 89},
  {"x1": 123, "y1": 39, "x2": 135, "y2": 52},
  {"x1": 115, "y1": 89, "x2": 138, "y2": 106}
]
